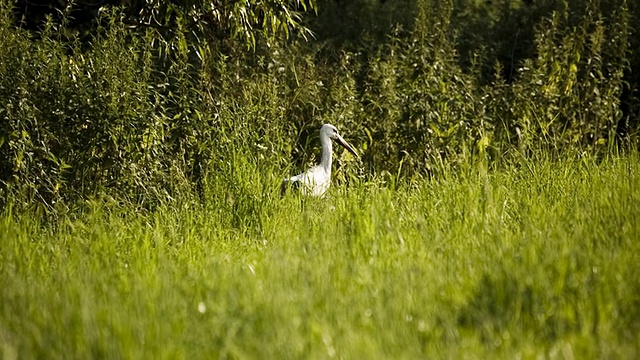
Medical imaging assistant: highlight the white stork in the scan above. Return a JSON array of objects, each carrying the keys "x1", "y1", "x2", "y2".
[{"x1": 282, "y1": 124, "x2": 358, "y2": 197}]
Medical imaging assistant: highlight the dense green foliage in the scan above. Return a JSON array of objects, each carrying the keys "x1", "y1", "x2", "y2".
[
  {"x1": 1, "y1": 156, "x2": 639, "y2": 358},
  {"x1": 1, "y1": 1, "x2": 639, "y2": 357},
  {"x1": 1, "y1": 0, "x2": 639, "y2": 209}
]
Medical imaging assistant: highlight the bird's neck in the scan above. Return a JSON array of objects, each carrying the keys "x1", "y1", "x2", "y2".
[{"x1": 320, "y1": 135, "x2": 333, "y2": 173}]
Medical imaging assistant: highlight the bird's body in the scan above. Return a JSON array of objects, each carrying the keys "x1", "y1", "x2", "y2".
[{"x1": 283, "y1": 124, "x2": 357, "y2": 197}]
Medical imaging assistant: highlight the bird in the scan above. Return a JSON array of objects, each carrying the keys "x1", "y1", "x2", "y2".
[{"x1": 282, "y1": 124, "x2": 358, "y2": 197}]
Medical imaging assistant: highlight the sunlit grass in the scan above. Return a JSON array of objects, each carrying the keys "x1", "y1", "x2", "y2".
[{"x1": 1, "y1": 155, "x2": 639, "y2": 359}]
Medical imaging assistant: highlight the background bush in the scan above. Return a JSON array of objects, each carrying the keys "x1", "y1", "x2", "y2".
[{"x1": 1, "y1": 0, "x2": 639, "y2": 212}]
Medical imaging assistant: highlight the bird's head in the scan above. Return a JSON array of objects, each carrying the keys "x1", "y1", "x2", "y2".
[{"x1": 320, "y1": 124, "x2": 358, "y2": 158}]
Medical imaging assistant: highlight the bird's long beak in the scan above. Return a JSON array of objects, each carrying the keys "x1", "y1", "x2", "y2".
[{"x1": 335, "y1": 134, "x2": 359, "y2": 158}]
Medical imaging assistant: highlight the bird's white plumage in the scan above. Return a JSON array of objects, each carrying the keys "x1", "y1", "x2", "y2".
[
  {"x1": 283, "y1": 124, "x2": 357, "y2": 197},
  {"x1": 289, "y1": 164, "x2": 331, "y2": 197}
]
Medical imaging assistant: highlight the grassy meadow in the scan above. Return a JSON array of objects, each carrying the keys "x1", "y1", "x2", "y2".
[
  {"x1": 2, "y1": 1, "x2": 640, "y2": 358},
  {"x1": 1, "y1": 155, "x2": 639, "y2": 359}
]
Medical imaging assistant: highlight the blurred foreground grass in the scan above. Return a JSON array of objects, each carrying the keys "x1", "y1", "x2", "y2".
[{"x1": 1, "y1": 155, "x2": 639, "y2": 359}]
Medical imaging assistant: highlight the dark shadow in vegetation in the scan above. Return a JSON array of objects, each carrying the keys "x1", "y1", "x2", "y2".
[
  {"x1": 454, "y1": 0, "x2": 561, "y2": 84},
  {"x1": 309, "y1": 0, "x2": 419, "y2": 49},
  {"x1": 458, "y1": 271, "x2": 584, "y2": 345}
]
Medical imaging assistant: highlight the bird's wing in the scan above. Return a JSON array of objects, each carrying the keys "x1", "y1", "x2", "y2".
[
  {"x1": 282, "y1": 165, "x2": 330, "y2": 196},
  {"x1": 302, "y1": 166, "x2": 331, "y2": 196},
  {"x1": 281, "y1": 169, "x2": 308, "y2": 196},
  {"x1": 288, "y1": 171, "x2": 308, "y2": 183}
]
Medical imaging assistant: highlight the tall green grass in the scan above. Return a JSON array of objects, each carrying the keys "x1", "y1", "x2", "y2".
[
  {"x1": 1, "y1": 155, "x2": 638, "y2": 358},
  {"x1": 2, "y1": 0, "x2": 639, "y2": 210}
]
